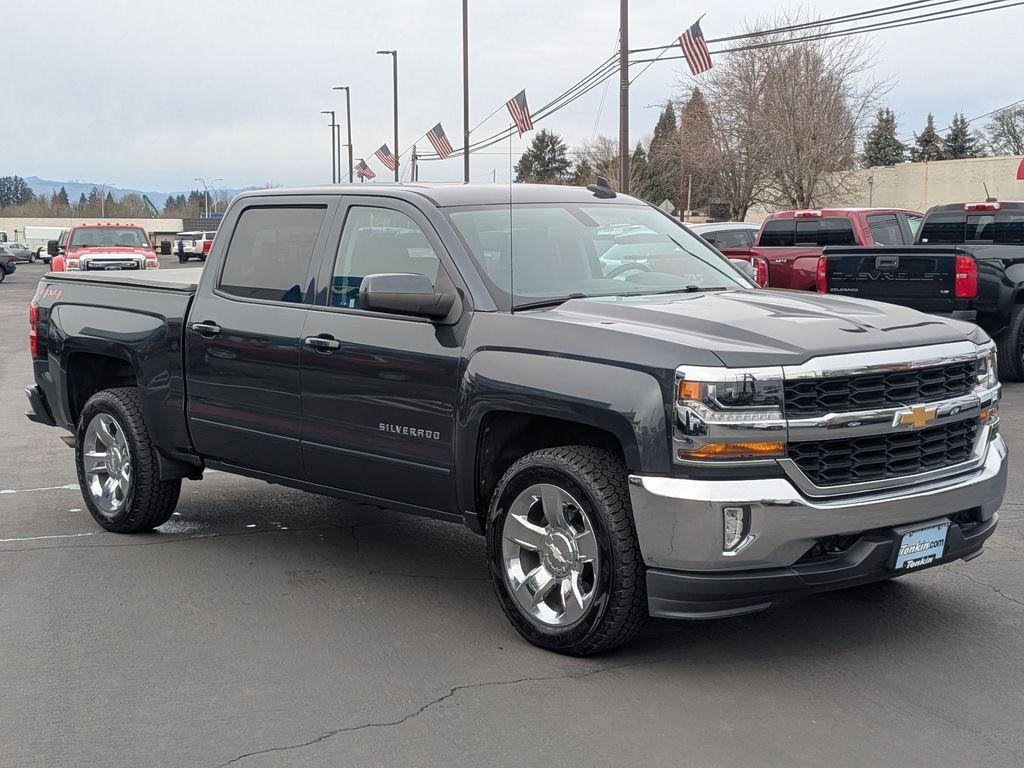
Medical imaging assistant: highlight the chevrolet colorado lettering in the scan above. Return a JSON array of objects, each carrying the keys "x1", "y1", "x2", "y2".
[{"x1": 25, "y1": 184, "x2": 1006, "y2": 655}]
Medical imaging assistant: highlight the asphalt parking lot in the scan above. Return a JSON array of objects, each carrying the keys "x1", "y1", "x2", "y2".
[{"x1": 2, "y1": 257, "x2": 1023, "y2": 768}]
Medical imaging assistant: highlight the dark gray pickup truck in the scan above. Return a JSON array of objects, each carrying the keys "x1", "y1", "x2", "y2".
[{"x1": 25, "y1": 183, "x2": 1006, "y2": 654}]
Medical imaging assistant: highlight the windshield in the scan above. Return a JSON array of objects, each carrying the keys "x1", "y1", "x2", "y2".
[
  {"x1": 447, "y1": 203, "x2": 749, "y2": 308},
  {"x1": 69, "y1": 227, "x2": 149, "y2": 249}
]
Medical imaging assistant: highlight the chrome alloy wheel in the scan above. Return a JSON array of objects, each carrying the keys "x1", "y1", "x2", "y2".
[
  {"x1": 82, "y1": 413, "x2": 133, "y2": 517},
  {"x1": 501, "y1": 483, "x2": 600, "y2": 627}
]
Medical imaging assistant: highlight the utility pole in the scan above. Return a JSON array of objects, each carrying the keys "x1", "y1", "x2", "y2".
[
  {"x1": 377, "y1": 50, "x2": 399, "y2": 181},
  {"x1": 411, "y1": 145, "x2": 418, "y2": 181},
  {"x1": 321, "y1": 110, "x2": 337, "y2": 183},
  {"x1": 618, "y1": 0, "x2": 630, "y2": 194},
  {"x1": 462, "y1": 0, "x2": 470, "y2": 183},
  {"x1": 334, "y1": 86, "x2": 354, "y2": 182}
]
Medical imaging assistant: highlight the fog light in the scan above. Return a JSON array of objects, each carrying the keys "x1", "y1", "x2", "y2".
[{"x1": 723, "y1": 506, "x2": 749, "y2": 551}]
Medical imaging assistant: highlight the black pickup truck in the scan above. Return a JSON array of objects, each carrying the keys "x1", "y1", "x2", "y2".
[
  {"x1": 820, "y1": 201, "x2": 1024, "y2": 380},
  {"x1": 25, "y1": 184, "x2": 1006, "y2": 655}
]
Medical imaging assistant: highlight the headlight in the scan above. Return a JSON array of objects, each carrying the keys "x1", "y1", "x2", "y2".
[
  {"x1": 674, "y1": 365, "x2": 786, "y2": 461},
  {"x1": 978, "y1": 342, "x2": 997, "y2": 389}
]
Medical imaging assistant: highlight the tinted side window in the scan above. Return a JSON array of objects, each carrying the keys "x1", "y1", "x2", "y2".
[
  {"x1": 759, "y1": 220, "x2": 795, "y2": 247},
  {"x1": 330, "y1": 206, "x2": 443, "y2": 309},
  {"x1": 920, "y1": 215, "x2": 966, "y2": 244},
  {"x1": 867, "y1": 214, "x2": 903, "y2": 245},
  {"x1": 708, "y1": 229, "x2": 754, "y2": 248},
  {"x1": 995, "y1": 213, "x2": 1024, "y2": 244},
  {"x1": 218, "y1": 206, "x2": 326, "y2": 303}
]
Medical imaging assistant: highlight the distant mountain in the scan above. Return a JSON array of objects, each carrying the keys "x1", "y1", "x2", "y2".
[{"x1": 23, "y1": 176, "x2": 256, "y2": 209}]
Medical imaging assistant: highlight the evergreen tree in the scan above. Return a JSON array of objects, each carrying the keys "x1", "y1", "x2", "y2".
[
  {"x1": 862, "y1": 108, "x2": 907, "y2": 166},
  {"x1": 910, "y1": 114, "x2": 946, "y2": 162},
  {"x1": 514, "y1": 129, "x2": 572, "y2": 183},
  {"x1": 54, "y1": 186, "x2": 70, "y2": 209},
  {"x1": 629, "y1": 142, "x2": 653, "y2": 201},
  {"x1": 678, "y1": 88, "x2": 718, "y2": 212},
  {"x1": 647, "y1": 104, "x2": 680, "y2": 208},
  {"x1": 78, "y1": 192, "x2": 88, "y2": 210},
  {"x1": 943, "y1": 112, "x2": 985, "y2": 159},
  {"x1": 569, "y1": 159, "x2": 595, "y2": 186}
]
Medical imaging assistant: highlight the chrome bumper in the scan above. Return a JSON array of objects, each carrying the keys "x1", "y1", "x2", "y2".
[{"x1": 628, "y1": 433, "x2": 1006, "y2": 572}]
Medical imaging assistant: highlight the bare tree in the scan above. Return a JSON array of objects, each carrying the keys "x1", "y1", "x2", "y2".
[
  {"x1": 986, "y1": 106, "x2": 1024, "y2": 155},
  {"x1": 573, "y1": 136, "x2": 620, "y2": 186}
]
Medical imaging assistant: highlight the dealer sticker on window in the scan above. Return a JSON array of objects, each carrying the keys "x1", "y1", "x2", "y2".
[{"x1": 894, "y1": 522, "x2": 949, "y2": 571}]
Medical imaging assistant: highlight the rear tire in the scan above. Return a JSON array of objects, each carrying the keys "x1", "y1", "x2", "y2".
[
  {"x1": 486, "y1": 446, "x2": 647, "y2": 655},
  {"x1": 997, "y1": 305, "x2": 1024, "y2": 381},
  {"x1": 76, "y1": 388, "x2": 180, "y2": 533}
]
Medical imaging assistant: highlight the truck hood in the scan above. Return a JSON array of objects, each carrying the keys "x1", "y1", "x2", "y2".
[{"x1": 541, "y1": 289, "x2": 978, "y2": 366}]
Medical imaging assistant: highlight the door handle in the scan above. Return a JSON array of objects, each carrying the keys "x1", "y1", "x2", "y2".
[
  {"x1": 303, "y1": 335, "x2": 341, "y2": 351},
  {"x1": 191, "y1": 321, "x2": 221, "y2": 336}
]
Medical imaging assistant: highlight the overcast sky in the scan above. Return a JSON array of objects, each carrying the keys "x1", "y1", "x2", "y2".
[{"x1": 4, "y1": 0, "x2": 1023, "y2": 192}]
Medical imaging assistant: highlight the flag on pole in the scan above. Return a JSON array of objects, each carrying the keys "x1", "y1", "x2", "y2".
[
  {"x1": 356, "y1": 159, "x2": 376, "y2": 180},
  {"x1": 678, "y1": 19, "x2": 713, "y2": 75},
  {"x1": 426, "y1": 123, "x2": 455, "y2": 159},
  {"x1": 505, "y1": 90, "x2": 534, "y2": 136},
  {"x1": 374, "y1": 144, "x2": 397, "y2": 172}
]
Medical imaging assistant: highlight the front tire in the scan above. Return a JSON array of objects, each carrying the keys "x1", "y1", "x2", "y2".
[
  {"x1": 997, "y1": 305, "x2": 1024, "y2": 381},
  {"x1": 486, "y1": 446, "x2": 647, "y2": 655},
  {"x1": 76, "y1": 388, "x2": 180, "y2": 532}
]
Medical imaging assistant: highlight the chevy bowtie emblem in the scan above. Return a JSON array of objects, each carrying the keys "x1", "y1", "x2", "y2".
[{"x1": 894, "y1": 405, "x2": 938, "y2": 429}]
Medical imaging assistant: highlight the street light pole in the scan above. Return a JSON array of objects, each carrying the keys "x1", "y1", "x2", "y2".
[
  {"x1": 333, "y1": 86, "x2": 353, "y2": 183},
  {"x1": 377, "y1": 50, "x2": 399, "y2": 181},
  {"x1": 462, "y1": 0, "x2": 470, "y2": 183},
  {"x1": 193, "y1": 177, "x2": 211, "y2": 218},
  {"x1": 321, "y1": 110, "x2": 337, "y2": 183}
]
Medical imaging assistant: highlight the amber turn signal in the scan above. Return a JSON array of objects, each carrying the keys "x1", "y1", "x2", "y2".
[
  {"x1": 677, "y1": 441, "x2": 785, "y2": 460},
  {"x1": 677, "y1": 380, "x2": 703, "y2": 401}
]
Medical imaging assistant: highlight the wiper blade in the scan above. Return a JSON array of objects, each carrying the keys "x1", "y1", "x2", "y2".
[
  {"x1": 646, "y1": 285, "x2": 731, "y2": 296},
  {"x1": 513, "y1": 293, "x2": 587, "y2": 311}
]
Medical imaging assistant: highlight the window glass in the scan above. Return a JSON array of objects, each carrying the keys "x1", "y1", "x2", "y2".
[
  {"x1": 866, "y1": 214, "x2": 903, "y2": 246},
  {"x1": 447, "y1": 203, "x2": 746, "y2": 307},
  {"x1": 758, "y1": 219, "x2": 795, "y2": 247},
  {"x1": 707, "y1": 229, "x2": 755, "y2": 248},
  {"x1": 966, "y1": 214, "x2": 995, "y2": 242},
  {"x1": 919, "y1": 214, "x2": 966, "y2": 244},
  {"x1": 995, "y1": 213, "x2": 1024, "y2": 244},
  {"x1": 816, "y1": 217, "x2": 857, "y2": 246},
  {"x1": 906, "y1": 215, "x2": 923, "y2": 240},
  {"x1": 794, "y1": 220, "x2": 819, "y2": 246},
  {"x1": 218, "y1": 206, "x2": 325, "y2": 303},
  {"x1": 330, "y1": 206, "x2": 442, "y2": 309},
  {"x1": 69, "y1": 227, "x2": 149, "y2": 248}
]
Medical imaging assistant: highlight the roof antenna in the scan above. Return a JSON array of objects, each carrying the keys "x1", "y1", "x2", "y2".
[
  {"x1": 588, "y1": 176, "x2": 616, "y2": 199},
  {"x1": 983, "y1": 182, "x2": 997, "y2": 203}
]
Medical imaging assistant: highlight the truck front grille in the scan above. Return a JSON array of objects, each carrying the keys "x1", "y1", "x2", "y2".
[
  {"x1": 784, "y1": 360, "x2": 979, "y2": 418},
  {"x1": 788, "y1": 417, "x2": 978, "y2": 486}
]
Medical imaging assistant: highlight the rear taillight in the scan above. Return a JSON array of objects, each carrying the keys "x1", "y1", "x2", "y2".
[
  {"x1": 751, "y1": 256, "x2": 769, "y2": 287},
  {"x1": 203, "y1": 240, "x2": 213, "y2": 253},
  {"x1": 29, "y1": 300, "x2": 39, "y2": 360},
  {"x1": 955, "y1": 253, "x2": 978, "y2": 298},
  {"x1": 816, "y1": 256, "x2": 827, "y2": 292}
]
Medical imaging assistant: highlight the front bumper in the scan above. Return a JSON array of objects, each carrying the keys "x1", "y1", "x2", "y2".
[{"x1": 629, "y1": 434, "x2": 1006, "y2": 618}]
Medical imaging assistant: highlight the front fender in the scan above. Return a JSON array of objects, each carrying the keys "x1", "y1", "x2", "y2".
[{"x1": 457, "y1": 350, "x2": 670, "y2": 514}]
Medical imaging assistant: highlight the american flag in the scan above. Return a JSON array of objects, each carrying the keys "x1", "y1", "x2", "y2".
[
  {"x1": 505, "y1": 89, "x2": 534, "y2": 136},
  {"x1": 355, "y1": 159, "x2": 376, "y2": 180},
  {"x1": 678, "y1": 19, "x2": 713, "y2": 75},
  {"x1": 374, "y1": 143, "x2": 397, "y2": 172},
  {"x1": 426, "y1": 123, "x2": 454, "y2": 159}
]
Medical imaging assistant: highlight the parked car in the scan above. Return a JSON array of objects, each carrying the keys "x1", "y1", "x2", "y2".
[
  {"x1": 0, "y1": 245, "x2": 17, "y2": 281},
  {"x1": 721, "y1": 208, "x2": 924, "y2": 291},
  {"x1": 174, "y1": 231, "x2": 216, "y2": 262},
  {"x1": 47, "y1": 223, "x2": 160, "y2": 272},
  {"x1": 820, "y1": 200, "x2": 1024, "y2": 380},
  {"x1": 2, "y1": 242, "x2": 39, "y2": 263},
  {"x1": 26, "y1": 183, "x2": 1005, "y2": 655},
  {"x1": 690, "y1": 222, "x2": 768, "y2": 286}
]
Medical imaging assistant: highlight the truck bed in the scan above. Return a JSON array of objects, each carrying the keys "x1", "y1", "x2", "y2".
[{"x1": 43, "y1": 267, "x2": 203, "y2": 293}]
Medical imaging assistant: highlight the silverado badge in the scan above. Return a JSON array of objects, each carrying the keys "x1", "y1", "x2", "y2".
[{"x1": 893, "y1": 405, "x2": 938, "y2": 429}]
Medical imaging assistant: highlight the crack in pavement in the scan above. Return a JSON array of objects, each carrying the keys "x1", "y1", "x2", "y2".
[
  {"x1": 213, "y1": 660, "x2": 650, "y2": 767},
  {"x1": 942, "y1": 565, "x2": 1024, "y2": 609}
]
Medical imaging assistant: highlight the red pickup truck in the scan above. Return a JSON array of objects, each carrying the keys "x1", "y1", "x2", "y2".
[
  {"x1": 47, "y1": 223, "x2": 161, "y2": 273},
  {"x1": 721, "y1": 208, "x2": 923, "y2": 290}
]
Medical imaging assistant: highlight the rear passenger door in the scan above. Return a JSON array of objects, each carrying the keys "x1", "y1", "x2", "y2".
[
  {"x1": 186, "y1": 197, "x2": 335, "y2": 479},
  {"x1": 299, "y1": 197, "x2": 465, "y2": 514}
]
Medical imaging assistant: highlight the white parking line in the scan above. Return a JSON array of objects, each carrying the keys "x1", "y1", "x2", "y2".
[
  {"x1": 0, "y1": 531, "x2": 98, "y2": 543},
  {"x1": 0, "y1": 483, "x2": 79, "y2": 495}
]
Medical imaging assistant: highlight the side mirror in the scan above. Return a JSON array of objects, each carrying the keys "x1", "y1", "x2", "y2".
[
  {"x1": 729, "y1": 258, "x2": 756, "y2": 281},
  {"x1": 159, "y1": 240, "x2": 172, "y2": 255},
  {"x1": 359, "y1": 273, "x2": 457, "y2": 320},
  {"x1": 47, "y1": 240, "x2": 60, "y2": 256}
]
